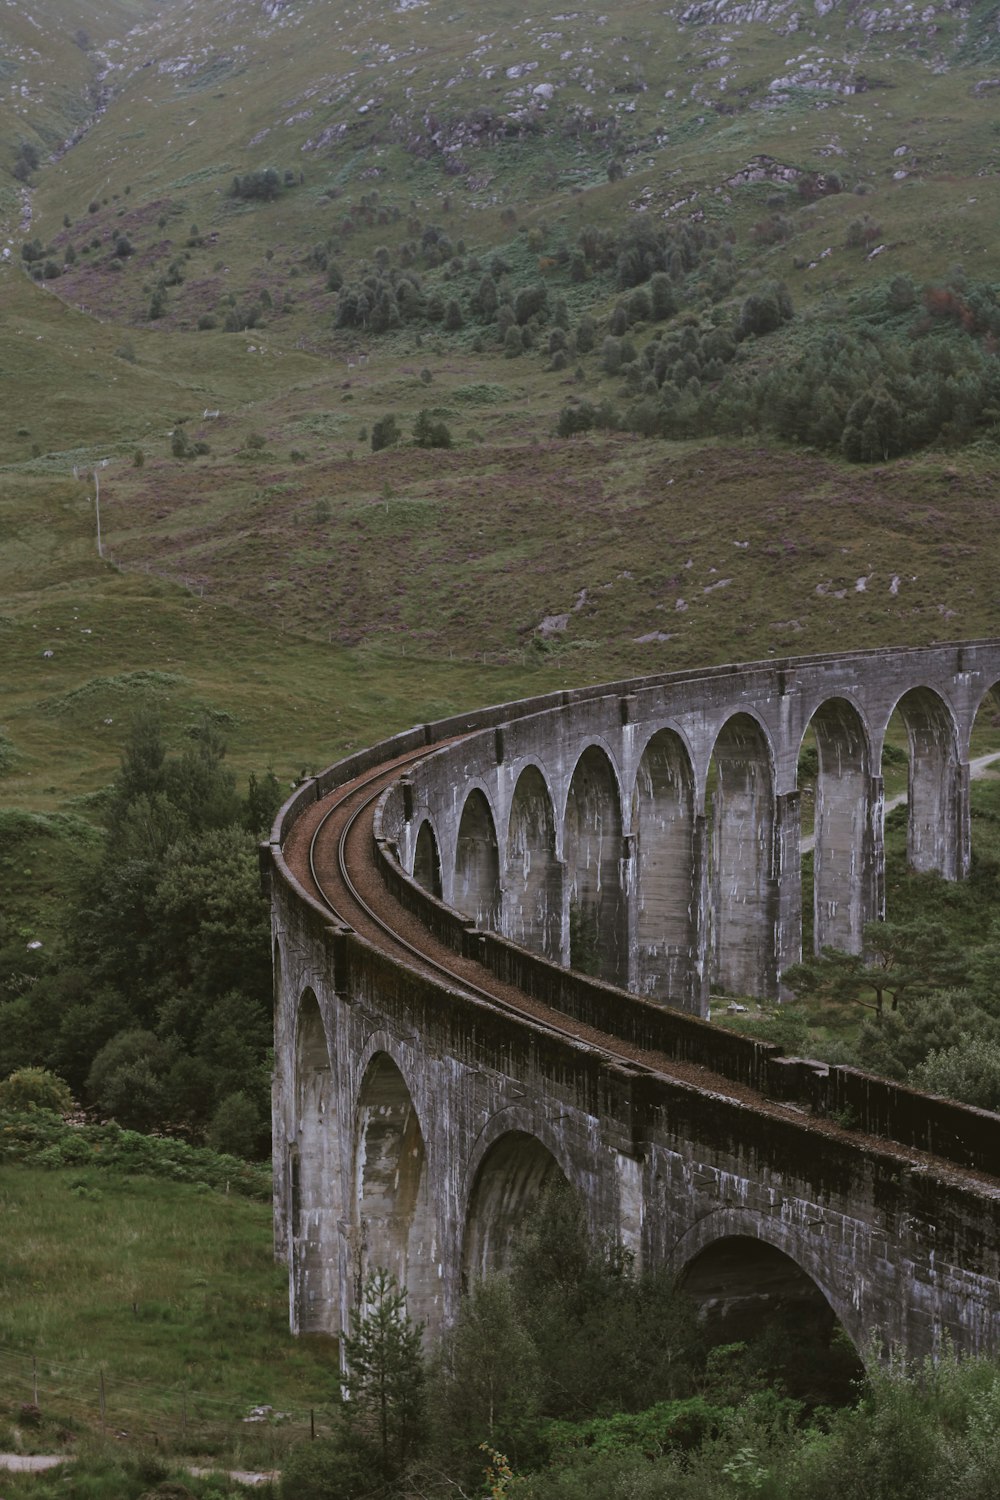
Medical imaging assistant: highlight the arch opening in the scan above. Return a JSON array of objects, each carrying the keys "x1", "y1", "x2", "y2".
[
  {"x1": 413, "y1": 818, "x2": 443, "y2": 899},
  {"x1": 632, "y1": 729, "x2": 698, "y2": 1007},
  {"x1": 708, "y1": 715, "x2": 776, "y2": 997},
  {"x1": 800, "y1": 699, "x2": 874, "y2": 956},
  {"x1": 564, "y1": 746, "x2": 627, "y2": 987},
  {"x1": 504, "y1": 766, "x2": 561, "y2": 960},
  {"x1": 888, "y1": 688, "x2": 962, "y2": 882},
  {"x1": 355, "y1": 1054, "x2": 437, "y2": 1328},
  {"x1": 454, "y1": 789, "x2": 501, "y2": 930},
  {"x1": 680, "y1": 1236, "x2": 864, "y2": 1407},
  {"x1": 462, "y1": 1132, "x2": 569, "y2": 1286},
  {"x1": 292, "y1": 991, "x2": 340, "y2": 1335}
]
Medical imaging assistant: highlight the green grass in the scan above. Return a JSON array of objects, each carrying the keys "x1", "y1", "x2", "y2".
[{"x1": 0, "y1": 1163, "x2": 338, "y2": 1464}]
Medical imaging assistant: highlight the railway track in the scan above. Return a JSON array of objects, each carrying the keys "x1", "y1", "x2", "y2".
[
  {"x1": 278, "y1": 750, "x2": 1000, "y2": 1190},
  {"x1": 301, "y1": 749, "x2": 659, "y2": 1076}
]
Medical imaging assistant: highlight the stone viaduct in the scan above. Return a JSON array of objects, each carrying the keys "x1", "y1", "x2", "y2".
[{"x1": 266, "y1": 642, "x2": 1000, "y2": 1370}]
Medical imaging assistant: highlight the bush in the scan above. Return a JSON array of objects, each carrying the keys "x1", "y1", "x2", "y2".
[
  {"x1": 206, "y1": 1090, "x2": 263, "y2": 1158},
  {"x1": 413, "y1": 410, "x2": 452, "y2": 449},
  {"x1": 280, "y1": 1438, "x2": 379, "y2": 1500},
  {"x1": 0, "y1": 1068, "x2": 75, "y2": 1115},
  {"x1": 230, "y1": 168, "x2": 283, "y2": 202},
  {"x1": 371, "y1": 414, "x2": 400, "y2": 452}
]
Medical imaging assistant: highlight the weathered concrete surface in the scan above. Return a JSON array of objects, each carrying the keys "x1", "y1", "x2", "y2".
[
  {"x1": 269, "y1": 644, "x2": 1000, "y2": 1361},
  {"x1": 385, "y1": 641, "x2": 998, "y2": 1006}
]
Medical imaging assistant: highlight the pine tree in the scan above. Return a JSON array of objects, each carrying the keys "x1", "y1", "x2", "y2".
[{"x1": 343, "y1": 1268, "x2": 426, "y2": 1476}]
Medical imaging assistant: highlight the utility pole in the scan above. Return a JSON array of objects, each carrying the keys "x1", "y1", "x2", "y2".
[{"x1": 92, "y1": 466, "x2": 103, "y2": 558}]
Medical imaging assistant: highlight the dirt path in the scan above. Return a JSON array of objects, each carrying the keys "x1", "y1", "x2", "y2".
[{"x1": 0, "y1": 1455, "x2": 277, "y2": 1486}]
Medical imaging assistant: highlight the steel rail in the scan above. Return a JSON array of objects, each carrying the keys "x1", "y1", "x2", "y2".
[{"x1": 305, "y1": 756, "x2": 658, "y2": 1075}]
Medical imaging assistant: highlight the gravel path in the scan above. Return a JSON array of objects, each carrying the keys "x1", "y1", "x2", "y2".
[{"x1": 0, "y1": 1455, "x2": 277, "y2": 1485}]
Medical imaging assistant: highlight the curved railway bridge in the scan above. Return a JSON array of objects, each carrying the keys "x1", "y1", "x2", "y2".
[{"x1": 266, "y1": 642, "x2": 1000, "y2": 1362}]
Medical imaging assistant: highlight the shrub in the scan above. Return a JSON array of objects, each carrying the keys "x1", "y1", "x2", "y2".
[
  {"x1": 601, "y1": 336, "x2": 622, "y2": 375},
  {"x1": 0, "y1": 1068, "x2": 75, "y2": 1115},
  {"x1": 280, "y1": 1438, "x2": 379, "y2": 1500},
  {"x1": 13, "y1": 142, "x2": 40, "y2": 183},
  {"x1": 206, "y1": 1090, "x2": 263, "y2": 1158},
  {"x1": 413, "y1": 410, "x2": 453, "y2": 449},
  {"x1": 230, "y1": 168, "x2": 283, "y2": 202},
  {"x1": 371, "y1": 413, "x2": 400, "y2": 452}
]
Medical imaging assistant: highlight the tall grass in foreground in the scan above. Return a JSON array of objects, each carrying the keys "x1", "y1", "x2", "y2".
[{"x1": 0, "y1": 1163, "x2": 340, "y2": 1466}]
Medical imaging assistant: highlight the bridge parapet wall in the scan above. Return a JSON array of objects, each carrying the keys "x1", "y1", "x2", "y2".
[
  {"x1": 271, "y1": 875, "x2": 1000, "y2": 1358},
  {"x1": 270, "y1": 643, "x2": 1000, "y2": 1362},
  {"x1": 378, "y1": 642, "x2": 1000, "y2": 1006}
]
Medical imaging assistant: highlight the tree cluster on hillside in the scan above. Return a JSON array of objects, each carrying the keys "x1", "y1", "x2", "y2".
[
  {"x1": 229, "y1": 167, "x2": 298, "y2": 202},
  {"x1": 606, "y1": 274, "x2": 1000, "y2": 461},
  {"x1": 0, "y1": 714, "x2": 283, "y2": 1155}
]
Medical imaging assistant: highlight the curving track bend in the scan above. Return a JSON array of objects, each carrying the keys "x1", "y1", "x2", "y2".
[{"x1": 280, "y1": 749, "x2": 1000, "y2": 1191}]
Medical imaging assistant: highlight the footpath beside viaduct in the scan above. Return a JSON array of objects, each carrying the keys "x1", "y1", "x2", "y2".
[{"x1": 265, "y1": 642, "x2": 1000, "y2": 1369}]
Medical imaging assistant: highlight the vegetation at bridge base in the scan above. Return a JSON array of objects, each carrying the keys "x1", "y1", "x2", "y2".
[
  {"x1": 271, "y1": 1186, "x2": 1000, "y2": 1499},
  {"x1": 723, "y1": 777, "x2": 1000, "y2": 1114}
]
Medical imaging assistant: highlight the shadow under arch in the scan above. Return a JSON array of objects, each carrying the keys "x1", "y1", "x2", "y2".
[
  {"x1": 462, "y1": 1130, "x2": 570, "y2": 1286},
  {"x1": 354, "y1": 1051, "x2": 437, "y2": 1328},
  {"x1": 413, "y1": 817, "x2": 443, "y2": 898},
  {"x1": 505, "y1": 763, "x2": 561, "y2": 961},
  {"x1": 889, "y1": 684, "x2": 964, "y2": 880},
  {"x1": 708, "y1": 712, "x2": 776, "y2": 997},
  {"x1": 679, "y1": 1231, "x2": 866, "y2": 1406},
  {"x1": 454, "y1": 788, "x2": 501, "y2": 930},
  {"x1": 801, "y1": 696, "x2": 876, "y2": 954},
  {"x1": 632, "y1": 726, "x2": 698, "y2": 1008},
  {"x1": 563, "y1": 743, "x2": 627, "y2": 987},
  {"x1": 292, "y1": 989, "x2": 340, "y2": 1335}
]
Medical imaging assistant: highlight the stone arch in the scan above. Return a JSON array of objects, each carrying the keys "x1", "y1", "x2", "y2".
[
  {"x1": 354, "y1": 1052, "x2": 437, "y2": 1328},
  {"x1": 632, "y1": 727, "x2": 698, "y2": 1007},
  {"x1": 563, "y1": 744, "x2": 627, "y2": 986},
  {"x1": 708, "y1": 713, "x2": 776, "y2": 997},
  {"x1": 454, "y1": 788, "x2": 501, "y2": 930},
  {"x1": 504, "y1": 764, "x2": 561, "y2": 960},
  {"x1": 462, "y1": 1130, "x2": 571, "y2": 1285},
  {"x1": 801, "y1": 697, "x2": 876, "y2": 954},
  {"x1": 972, "y1": 676, "x2": 1000, "y2": 730},
  {"x1": 889, "y1": 686, "x2": 964, "y2": 879},
  {"x1": 676, "y1": 1226, "x2": 867, "y2": 1402},
  {"x1": 412, "y1": 818, "x2": 443, "y2": 898},
  {"x1": 291, "y1": 989, "x2": 340, "y2": 1335}
]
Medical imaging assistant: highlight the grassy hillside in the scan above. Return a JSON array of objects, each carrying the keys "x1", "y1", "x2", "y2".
[
  {"x1": 2, "y1": 0, "x2": 1000, "y2": 925},
  {"x1": 0, "y1": 1160, "x2": 337, "y2": 1470}
]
